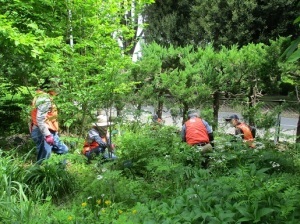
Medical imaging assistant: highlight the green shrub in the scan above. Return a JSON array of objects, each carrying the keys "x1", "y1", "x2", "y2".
[
  {"x1": 22, "y1": 155, "x2": 77, "y2": 202},
  {"x1": 121, "y1": 163, "x2": 300, "y2": 223},
  {"x1": 0, "y1": 89, "x2": 32, "y2": 136},
  {"x1": 114, "y1": 123, "x2": 181, "y2": 177}
]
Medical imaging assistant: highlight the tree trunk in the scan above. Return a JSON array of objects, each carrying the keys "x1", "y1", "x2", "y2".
[
  {"x1": 248, "y1": 86, "x2": 255, "y2": 126},
  {"x1": 137, "y1": 103, "x2": 141, "y2": 111},
  {"x1": 156, "y1": 100, "x2": 163, "y2": 119},
  {"x1": 80, "y1": 102, "x2": 88, "y2": 137},
  {"x1": 295, "y1": 86, "x2": 300, "y2": 143},
  {"x1": 212, "y1": 91, "x2": 220, "y2": 131},
  {"x1": 115, "y1": 100, "x2": 125, "y2": 117},
  {"x1": 296, "y1": 114, "x2": 300, "y2": 143},
  {"x1": 182, "y1": 103, "x2": 189, "y2": 125}
]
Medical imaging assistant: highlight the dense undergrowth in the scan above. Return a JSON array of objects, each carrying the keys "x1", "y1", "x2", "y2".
[{"x1": 0, "y1": 122, "x2": 300, "y2": 224}]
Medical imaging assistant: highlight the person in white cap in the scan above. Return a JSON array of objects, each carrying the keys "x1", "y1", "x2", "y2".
[{"x1": 82, "y1": 116, "x2": 116, "y2": 163}]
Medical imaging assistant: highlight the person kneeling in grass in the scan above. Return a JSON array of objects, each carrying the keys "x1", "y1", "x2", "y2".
[
  {"x1": 82, "y1": 116, "x2": 117, "y2": 163},
  {"x1": 181, "y1": 109, "x2": 214, "y2": 168}
]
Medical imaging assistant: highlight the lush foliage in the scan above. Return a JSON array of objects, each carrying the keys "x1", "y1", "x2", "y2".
[
  {"x1": 1, "y1": 1, "x2": 300, "y2": 223},
  {"x1": 0, "y1": 0, "x2": 154, "y2": 137},
  {"x1": 1, "y1": 123, "x2": 300, "y2": 223},
  {"x1": 1, "y1": 0, "x2": 298, "y2": 138}
]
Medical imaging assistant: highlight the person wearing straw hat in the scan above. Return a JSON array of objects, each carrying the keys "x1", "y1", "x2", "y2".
[{"x1": 82, "y1": 115, "x2": 117, "y2": 163}]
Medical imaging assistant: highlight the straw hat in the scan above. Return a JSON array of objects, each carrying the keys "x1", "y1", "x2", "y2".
[{"x1": 93, "y1": 115, "x2": 114, "y2": 127}]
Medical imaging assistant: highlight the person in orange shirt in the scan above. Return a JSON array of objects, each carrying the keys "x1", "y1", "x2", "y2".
[
  {"x1": 225, "y1": 114, "x2": 256, "y2": 148},
  {"x1": 181, "y1": 109, "x2": 214, "y2": 152},
  {"x1": 82, "y1": 116, "x2": 117, "y2": 163},
  {"x1": 181, "y1": 109, "x2": 214, "y2": 168},
  {"x1": 152, "y1": 114, "x2": 164, "y2": 125},
  {"x1": 30, "y1": 79, "x2": 68, "y2": 164}
]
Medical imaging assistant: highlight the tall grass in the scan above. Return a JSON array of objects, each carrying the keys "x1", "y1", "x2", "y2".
[
  {"x1": 0, "y1": 175, "x2": 33, "y2": 223},
  {"x1": 0, "y1": 152, "x2": 34, "y2": 223}
]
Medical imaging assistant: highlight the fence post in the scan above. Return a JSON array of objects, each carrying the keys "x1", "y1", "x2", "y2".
[
  {"x1": 274, "y1": 100, "x2": 284, "y2": 144},
  {"x1": 274, "y1": 110, "x2": 281, "y2": 144}
]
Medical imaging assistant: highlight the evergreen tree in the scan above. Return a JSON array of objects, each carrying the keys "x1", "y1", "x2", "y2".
[
  {"x1": 143, "y1": 0, "x2": 196, "y2": 47},
  {"x1": 143, "y1": 0, "x2": 300, "y2": 48},
  {"x1": 190, "y1": 0, "x2": 300, "y2": 48}
]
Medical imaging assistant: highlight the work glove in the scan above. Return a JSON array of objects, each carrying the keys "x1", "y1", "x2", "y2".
[{"x1": 45, "y1": 135, "x2": 54, "y2": 145}]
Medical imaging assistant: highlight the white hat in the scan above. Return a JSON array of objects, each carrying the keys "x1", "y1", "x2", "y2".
[{"x1": 93, "y1": 115, "x2": 114, "y2": 127}]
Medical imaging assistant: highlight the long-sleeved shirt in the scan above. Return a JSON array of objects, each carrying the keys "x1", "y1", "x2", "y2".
[
  {"x1": 86, "y1": 128, "x2": 109, "y2": 148},
  {"x1": 31, "y1": 91, "x2": 58, "y2": 137}
]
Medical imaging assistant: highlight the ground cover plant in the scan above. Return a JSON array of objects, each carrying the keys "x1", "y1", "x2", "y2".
[{"x1": 0, "y1": 121, "x2": 300, "y2": 224}]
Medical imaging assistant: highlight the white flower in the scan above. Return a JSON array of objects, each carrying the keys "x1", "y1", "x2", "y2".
[
  {"x1": 87, "y1": 196, "x2": 92, "y2": 200},
  {"x1": 102, "y1": 168, "x2": 107, "y2": 173},
  {"x1": 97, "y1": 175, "x2": 103, "y2": 180},
  {"x1": 270, "y1": 161, "x2": 280, "y2": 168},
  {"x1": 188, "y1": 194, "x2": 198, "y2": 199}
]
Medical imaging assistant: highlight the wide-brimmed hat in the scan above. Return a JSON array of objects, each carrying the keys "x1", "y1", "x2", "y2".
[{"x1": 93, "y1": 115, "x2": 114, "y2": 127}]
